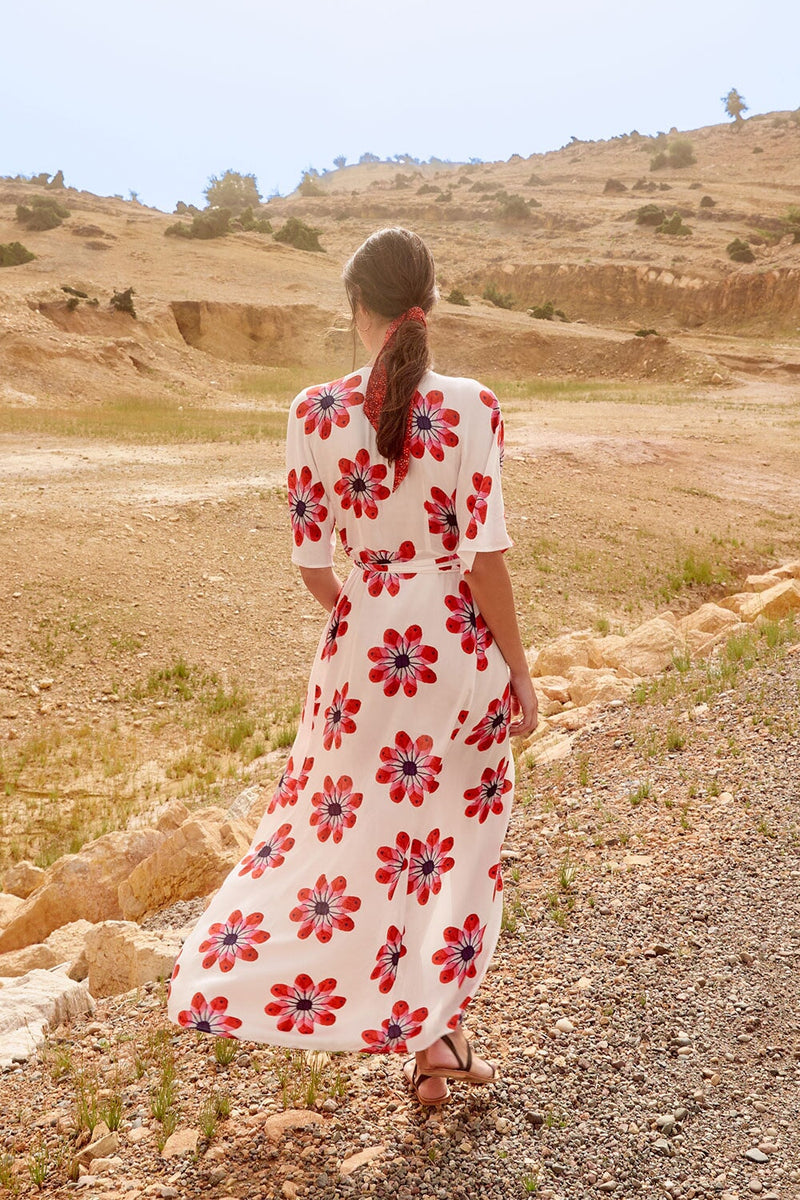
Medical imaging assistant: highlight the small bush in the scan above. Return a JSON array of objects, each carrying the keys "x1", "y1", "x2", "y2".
[
  {"x1": 604, "y1": 177, "x2": 627, "y2": 194},
  {"x1": 65, "y1": 296, "x2": 79, "y2": 311},
  {"x1": 165, "y1": 208, "x2": 232, "y2": 240},
  {"x1": 650, "y1": 151, "x2": 668, "y2": 171},
  {"x1": 174, "y1": 201, "x2": 201, "y2": 216},
  {"x1": 656, "y1": 212, "x2": 692, "y2": 236},
  {"x1": 632, "y1": 177, "x2": 658, "y2": 193},
  {"x1": 634, "y1": 204, "x2": 666, "y2": 226},
  {"x1": 110, "y1": 287, "x2": 136, "y2": 317},
  {"x1": 651, "y1": 140, "x2": 696, "y2": 171},
  {"x1": 634, "y1": 328, "x2": 660, "y2": 337},
  {"x1": 498, "y1": 194, "x2": 530, "y2": 221},
  {"x1": 0, "y1": 241, "x2": 35, "y2": 267},
  {"x1": 699, "y1": 195, "x2": 716, "y2": 208},
  {"x1": 529, "y1": 300, "x2": 566, "y2": 321},
  {"x1": 469, "y1": 180, "x2": 497, "y2": 192},
  {"x1": 417, "y1": 183, "x2": 441, "y2": 195},
  {"x1": 727, "y1": 238, "x2": 755, "y2": 263},
  {"x1": 482, "y1": 283, "x2": 514, "y2": 310},
  {"x1": 236, "y1": 206, "x2": 272, "y2": 233},
  {"x1": 274, "y1": 217, "x2": 325, "y2": 252},
  {"x1": 446, "y1": 288, "x2": 470, "y2": 306},
  {"x1": 16, "y1": 196, "x2": 71, "y2": 231}
]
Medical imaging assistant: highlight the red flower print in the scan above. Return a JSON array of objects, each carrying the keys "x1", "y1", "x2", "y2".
[
  {"x1": 376, "y1": 731, "x2": 442, "y2": 806},
  {"x1": 489, "y1": 861, "x2": 504, "y2": 900},
  {"x1": 424, "y1": 486, "x2": 459, "y2": 551},
  {"x1": 465, "y1": 472, "x2": 493, "y2": 540},
  {"x1": 265, "y1": 973, "x2": 346, "y2": 1035},
  {"x1": 432, "y1": 914, "x2": 486, "y2": 986},
  {"x1": 176, "y1": 991, "x2": 242, "y2": 1037},
  {"x1": 375, "y1": 831, "x2": 410, "y2": 899},
  {"x1": 290, "y1": 873, "x2": 361, "y2": 943},
  {"x1": 310, "y1": 774, "x2": 362, "y2": 843},
  {"x1": 296, "y1": 374, "x2": 363, "y2": 439},
  {"x1": 368, "y1": 625, "x2": 438, "y2": 697},
  {"x1": 465, "y1": 686, "x2": 511, "y2": 751},
  {"x1": 480, "y1": 387, "x2": 501, "y2": 433},
  {"x1": 322, "y1": 594, "x2": 351, "y2": 661},
  {"x1": 362, "y1": 999, "x2": 429, "y2": 1053},
  {"x1": 445, "y1": 582, "x2": 493, "y2": 670},
  {"x1": 409, "y1": 390, "x2": 460, "y2": 461},
  {"x1": 370, "y1": 925, "x2": 406, "y2": 994},
  {"x1": 166, "y1": 958, "x2": 180, "y2": 1001},
  {"x1": 357, "y1": 540, "x2": 416, "y2": 596},
  {"x1": 266, "y1": 755, "x2": 313, "y2": 815},
  {"x1": 463, "y1": 757, "x2": 513, "y2": 823},
  {"x1": 407, "y1": 828, "x2": 455, "y2": 905},
  {"x1": 198, "y1": 909, "x2": 270, "y2": 973},
  {"x1": 447, "y1": 996, "x2": 472, "y2": 1030},
  {"x1": 300, "y1": 684, "x2": 322, "y2": 725},
  {"x1": 322, "y1": 684, "x2": 361, "y2": 750},
  {"x1": 334, "y1": 448, "x2": 390, "y2": 519},
  {"x1": 238, "y1": 822, "x2": 295, "y2": 877},
  {"x1": 450, "y1": 708, "x2": 470, "y2": 740},
  {"x1": 288, "y1": 465, "x2": 328, "y2": 546}
]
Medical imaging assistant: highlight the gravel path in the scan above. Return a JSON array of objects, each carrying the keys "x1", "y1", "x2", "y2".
[{"x1": 2, "y1": 650, "x2": 798, "y2": 1200}]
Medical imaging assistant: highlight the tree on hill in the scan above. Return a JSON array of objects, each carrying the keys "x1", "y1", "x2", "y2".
[
  {"x1": 333, "y1": 155, "x2": 347, "y2": 169},
  {"x1": 722, "y1": 88, "x2": 748, "y2": 127},
  {"x1": 204, "y1": 171, "x2": 261, "y2": 212}
]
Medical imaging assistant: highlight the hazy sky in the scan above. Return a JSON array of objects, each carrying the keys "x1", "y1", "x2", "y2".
[{"x1": 3, "y1": 0, "x2": 798, "y2": 213}]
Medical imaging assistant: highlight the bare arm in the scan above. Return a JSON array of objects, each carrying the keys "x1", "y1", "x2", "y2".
[
  {"x1": 464, "y1": 550, "x2": 538, "y2": 737},
  {"x1": 299, "y1": 565, "x2": 344, "y2": 613}
]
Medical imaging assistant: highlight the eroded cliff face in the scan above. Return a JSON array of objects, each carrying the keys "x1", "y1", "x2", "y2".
[
  {"x1": 169, "y1": 302, "x2": 337, "y2": 365},
  {"x1": 476, "y1": 263, "x2": 800, "y2": 330}
]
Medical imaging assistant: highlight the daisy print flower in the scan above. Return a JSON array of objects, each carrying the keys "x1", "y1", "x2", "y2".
[
  {"x1": 480, "y1": 387, "x2": 501, "y2": 433},
  {"x1": 176, "y1": 992, "x2": 242, "y2": 1037},
  {"x1": 409, "y1": 390, "x2": 460, "y2": 461},
  {"x1": 287, "y1": 465, "x2": 328, "y2": 546},
  {"x1": 424, "y1": 486, "x2": 459, "y2": 551},
  {"x1": 432, "y1": 913, "x2": 486, "y2": 986},
  {"x1": 463, "y1": 757, "x2": 513, "y2": 823},
  {"x1": 370, "y1": 925, "x2": 406, "y2": 994},
  {"x1": 464, "y1": 686, "x2": 511, "y2": 752},
  {"x1": 375, "y1": 731, "x2": 442, "y2": 806},
  {"x1": 361, "y1": 999, "x2": 429, "y2": 1053},
  {"x1": 321, "y1": 595, "x2": 351, "y2": 661},
  {"x1": 464, "y1": 472, "x2": 493, "y2": 541},
  {"x1": 289, "y1": 873, "x2": 361, "y2": 943},
  {"x1": 358, "y1": 540, "x2": 416, "y2": 597},
  {"x1": 322, "y1": 684, "x2": 361, "y2": 751},
  {"x1": 334, "y1": 449, "x2": 390, "y2": 519},
  {"x1": 368, "y1": 625, "x2": 438, "y2": 697},
  {"x1": 407, "y1": 828, "x2": 455, "y2": 906},
  {"x1": 375, "y1": 831, "x2": 410, "y2": 899},
  {"x1": 238, "y1": 823, "x2": 295, "y2": 878},
  {"x1": 265, "y1": 973, "x2": 346, "y2": 1035},
  {"x1": 296, "y1": 374, "x2": 363, "y2": 439},
  {"x1": 445, "y1": 582, "x2": 493, "y2": 670},
  {"x1": 310, "y1": 774, "x2": 362, "y2": 843},
  {"x1": 198, "y1": 909, "x2": 270, "y2": 973}
]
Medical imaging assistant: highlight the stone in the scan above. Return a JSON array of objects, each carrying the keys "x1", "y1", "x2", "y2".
[
  {"x1": 2, "y1": 860, "x2": 46, "y2": 898},
  {"x1": 339, "y1": 1145, "x2": 385, "y2": 1176},
  {"x1": 555, "y1": 1017, "x2": 574, "y2": 1033},
  {"x1": 531, "y1": 631, "x2": 596, "y2": 677},
  {"x1": 679, "y1": 602, "x2": 742, "y2": 636},
  {"x1": 0, "y1": 967, "x2": 94, "y2": 1067},
  {"x1": 127, "y1": 1126, "x2": 151, "y2": 1144},
  {"x1": 652, "y1": 1138, "x2": 672, "y2": 1156},
  {"x1": 745, "y1": 1148, "x2": 769, "y2": 1164},
  {"x1": 737, "y1": 580, "x2": 800, "y2": 622},
  {"x1": 534, "y1": 675, "x2": 572, "y2": 703},
  {"x1": 744, "y1": 573, "x2": 785, "y2": 592},
  {"x1": 83, "y1": 921, "x2": 186, "y2": 998},
  {"x1": 160, "y1": 1128, "x2": 199, "y2": 1157},
  {"x1": 0, "y1": 919, "x2": 96, "y2": 979},
  {"x1": 0, "y1": 893, "x2": 25, "y2": 928},
  {"x1": 0, "y1": 828, "x2": 165, "y2": 954},
  {"x1": 603, "y1": 617, "x2": 686, "y2": 677},
  {"x1": 73, "y1": 1132, "x2": 120, "y2": 1171},
  {"x1": 521, "y1": 731, "x2": 575, "y2": 765},
  {"x1": 118, "y1": 813, "x2": 253, "y2": 921},
  {"x1": 263, "y1": 1109, "x2": 325, "y2": 1140},
  {"x1": 565, "y1": 667, "x2": 634, "y2": 707},
  {"x1": 771, "y1": 558, "x2": 800, "y2": 580}
]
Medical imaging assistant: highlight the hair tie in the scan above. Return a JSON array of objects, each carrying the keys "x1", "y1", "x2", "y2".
[{"x1": 363, "y1": 306, "x2": 427, "y2": 491}]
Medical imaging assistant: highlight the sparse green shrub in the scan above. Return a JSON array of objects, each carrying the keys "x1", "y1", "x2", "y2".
[
  {"x1": 727, "y1": 238, "x2": 755, "y2": 263},
  {"x1": 656, "y1": 212, "x2": 692, "y2": 236},
  {"x1": 165, "y1": 207, "x2": 232, "y2": 240},
  {"x1": 498, "y1": 194, "x2": 530, "y2": 221},
  {"x1": 417, "y1": 183, "x2": 441, "y2": 195},
  {"x1": 604, "y1": 177, "x2": 627, "y2": 193},
  {"x1": 0, "y1": 241, "x2": 35, "y2": 267},
  {"x1": 469, "y1": 180, "x2": 497, "y2": 192},
  {"x1": 298, "y1": 171, "x2": 323, "y2": 197},
  {"x1": 110, "y1": 287, "x2": 136, "y2": 317},
  {"x1": 785, "y1": 206, "x2": 800, "y2": 242},
  {"x1": 236, "y1": 206, "x2": 272, "y2": 233},
  {"x1": 446, "y1": 288, "x2": 469, "y2": 306},
  {"x1": 204, "y1": 170, "x2": 261, "y2": 212},
  {"x1": 274, "y1": 216, "x2": 324, "y2": 252},
  {"x1": 482, "y1": 282, "x2": 514, "y2": 310},
  {"x1": 635, "y1": 328, "x2": 660, "y2": 337},
  {"x1": 66, "y1": 297, "x2": 79, "y2": 311},
  {"x1": 529, "y1": 299, "x2": 566, "y2": 320},
  {"x1": 174, "y1": 201, "x2": 201, "y2": 216},
  {"x1": 722, "y1": 88, "x2": 748, "y2": 125},
  {"x1": 16, "y1": 196, "x2": 71, "y2": 231},
  {"x1": 634, "y1": 204, "x2": 666, "y2": 226},
  {"x1": 699, "y1": 194, "x2": 716, "y2": 208},
  {"x1": 651, "y1": 140, "x2": 696, "y2": 170},
  {"x1": 650, "y1": 151, "x2": 668, "y2": 171}
]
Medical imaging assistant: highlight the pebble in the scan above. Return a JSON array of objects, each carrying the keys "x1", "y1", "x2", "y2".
[
  {"x1": 554, "y1": 1018, "x2": 574, "y2": 1033},
  {"x1": 746, "y1": 1149, "x2": 770, "y2": 1164}
]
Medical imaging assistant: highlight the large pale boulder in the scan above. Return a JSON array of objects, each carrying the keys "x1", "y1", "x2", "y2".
[
  {"x1": 0, "y1": 920, "x2": 95, "y2": 977},
  {"x1": 771, "y1": 560, "x2": 800, "y2": 580},
  {"x1": 2, "y1": 860, "x2": 46, "y2": 898},
  {"x1": 744, "y1": 573, "x2": 784, "y2": 592},
  {"x1": 0, "y1": 893, "x2": 25, "y2": 928},
  {"x1": 679, "y1": 603, "x2": 742, "y2": 636},
  {"x1": 737, "y1": 580, "x2": 800, "y2": 622},
  {"x1": 534, "y1": 675, "x2": 572, "y2": 703},
  {"x1": 685, "y1": 622, "x2": 748, "y2": 659},
  {"x1": 718, "y1": 592, "x2": 754, "y2": 615},
  {"x1": 586, "y1": 635, "x2": 627, "y2": 668},
  {"x1": 566, "y1": 667, "x2": 635, "y2": 708},
  {"x1": 603, "y1": 617, "x2": 685, "y2": 677},
  {"x1": 0, "y1": 967, "x2": 94, "y2": 1067},
  {"x1": 0, "y1": 828, "x2": 165, "y2": 955},
  {"x1": 118, "y1": 814, "x2": 254, "y2": 922},
  {"x1": 83, "y1": 921, "x2": 187, "y2": 999},
  {"x1": 532, "y1": 631, "x2": 595, "y2": 677}
]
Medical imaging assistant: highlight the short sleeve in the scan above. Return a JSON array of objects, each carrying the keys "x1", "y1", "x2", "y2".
[
  {"x1": 286, "y1": 391, "x2": 336, "y2": 568},
  {"x1": 454, "y1": 384, "x2": 512, "y2": 574}
]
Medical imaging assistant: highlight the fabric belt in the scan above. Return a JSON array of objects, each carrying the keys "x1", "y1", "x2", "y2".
[{"x1": 352, "y1": 553, "x2": 461, "y2": 576}]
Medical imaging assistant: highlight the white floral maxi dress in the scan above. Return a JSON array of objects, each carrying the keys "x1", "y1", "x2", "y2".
[{"x1": 165, "y1": 364, "x2": 514, "y2": 1054}]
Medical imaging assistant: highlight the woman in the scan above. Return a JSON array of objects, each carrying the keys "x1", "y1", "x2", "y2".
[{"x1": 166, "y1": 227, "x2": 538, "y2": 1107}]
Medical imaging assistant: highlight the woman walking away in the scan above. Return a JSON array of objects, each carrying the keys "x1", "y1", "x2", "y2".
[{"x1": 166, "y1": 226, "x2": 538, "y2": 1106}]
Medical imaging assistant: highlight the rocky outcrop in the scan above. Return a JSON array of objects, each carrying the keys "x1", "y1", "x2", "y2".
[
  {"x1": 0, "y1": 920, "x2": 94, "y2": 978},
  {"x1": 83, "y1": 921, "x2": 188, "y2": 999},
  {"x1": 2, "y1": 860, "x2": 46, "y2": 898},
  {"x1": 0, "y1": 967, "x2": 94, "y2": 1068}
]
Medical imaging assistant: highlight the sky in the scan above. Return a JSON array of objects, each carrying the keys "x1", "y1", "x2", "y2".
[{"x1": 3, "y1": 0, "x2": 798, "y2": 214}]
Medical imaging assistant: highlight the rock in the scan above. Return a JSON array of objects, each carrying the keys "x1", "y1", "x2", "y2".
[
  {"x1": 565, "y1": 667, "x2": 634, "y2": 707},
  {"x1": 737, "y1": 579, "x2": 800, "y2": 622},
  {"x1": 0, "y1": 828, "x2": 165, "y2": 954},
  {"x1": 771, "y1": 558, "x2": 800, "y2": 580},
  {"x1": 340, "y1": 1145, "x2": 385, "y2": 1176},
  {"x1": 748, "y1": 1178, "x2": 763, "y2": 1193},
  {"x1": 521, "y1": 731, "x2": 575, "y2": 765},
  {"x1": 118, "y1": 813, "x2": 253, "y2": 921},
  {"x1": 534, "y1": 675, "x2": 572, "y2": 703},
  {"x1": 679, "y1": 602, "x2": 742, "y2": 636},
  {"x1": 745, "y1": 1148, "x2": 769, "y2": 1164},
  {"x1": 226, "y1": 784, "x2": 263, "y2": 823},
  {"x1": 603, "y1": 617, "x2": 686, "y2": 677},
  {"x1": 744, "y1": 573, "x2": 784, "y2": 592},
  {"x1": 0, "y1": 918, "x2": 97, "y2": 979},
  {"x1": 555, "y1": 1017, "x2": 574, "y2": 1033},
  {"x1": 263, "y1": 1109, "x2": 325, "y2": 1140},
  {"x1": 0, "y1": 893, "x2": 26, "y2": 931},
  {"x1": 154, "y1": 800, "x2": 191, "y2": 832},
  {"x1": 531, "y1": 631, "x2": 596, "y2": 677},
  {"x1": 2, "y1": 860, "x2": 46, "y2": 898},
  {"x1": 622, "y1": 854, "x2": 652, "y2": 867},
  {"x1": 0, "y1": 967, "x2": 94, "y2": 1067},
  {"x1": 73, "y1": 1132, "x2": 120, "y2": 1168},
  {"x1": 652, "y1": 1138, "x2": 672, "y2": 1156},
  {"x1": 160, "y1": 1128, "x2": 199, "y2": 1157},
  {"x1": 83, "y1": 921, "x2": 186, "y2": 998},
  {"x1": 127, "y1": 1126, "x2": 151, "y2": 1144}
]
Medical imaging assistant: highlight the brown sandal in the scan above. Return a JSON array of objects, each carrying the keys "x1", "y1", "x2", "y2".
[
  {"x1": 402, "y1": 1058, "x2": 450, "y2": 1106},
  {"x1": 417, "y1": 1033, "x2": 500, "y2": 1085}
]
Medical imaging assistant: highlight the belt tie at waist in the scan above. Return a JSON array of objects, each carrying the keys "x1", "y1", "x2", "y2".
[{"x1": 352, "y1": 552, "x2": 461, "y2": 578}]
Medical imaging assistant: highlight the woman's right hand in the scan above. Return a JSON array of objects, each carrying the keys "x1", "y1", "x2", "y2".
[{"x1": 509, "y1": 668, "x2": 538, "y2": 738}]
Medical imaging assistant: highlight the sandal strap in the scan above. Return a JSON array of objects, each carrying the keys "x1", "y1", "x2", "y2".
[{"x1": 440, "y1": 1032, "x2": 472, "y2": 1073}]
